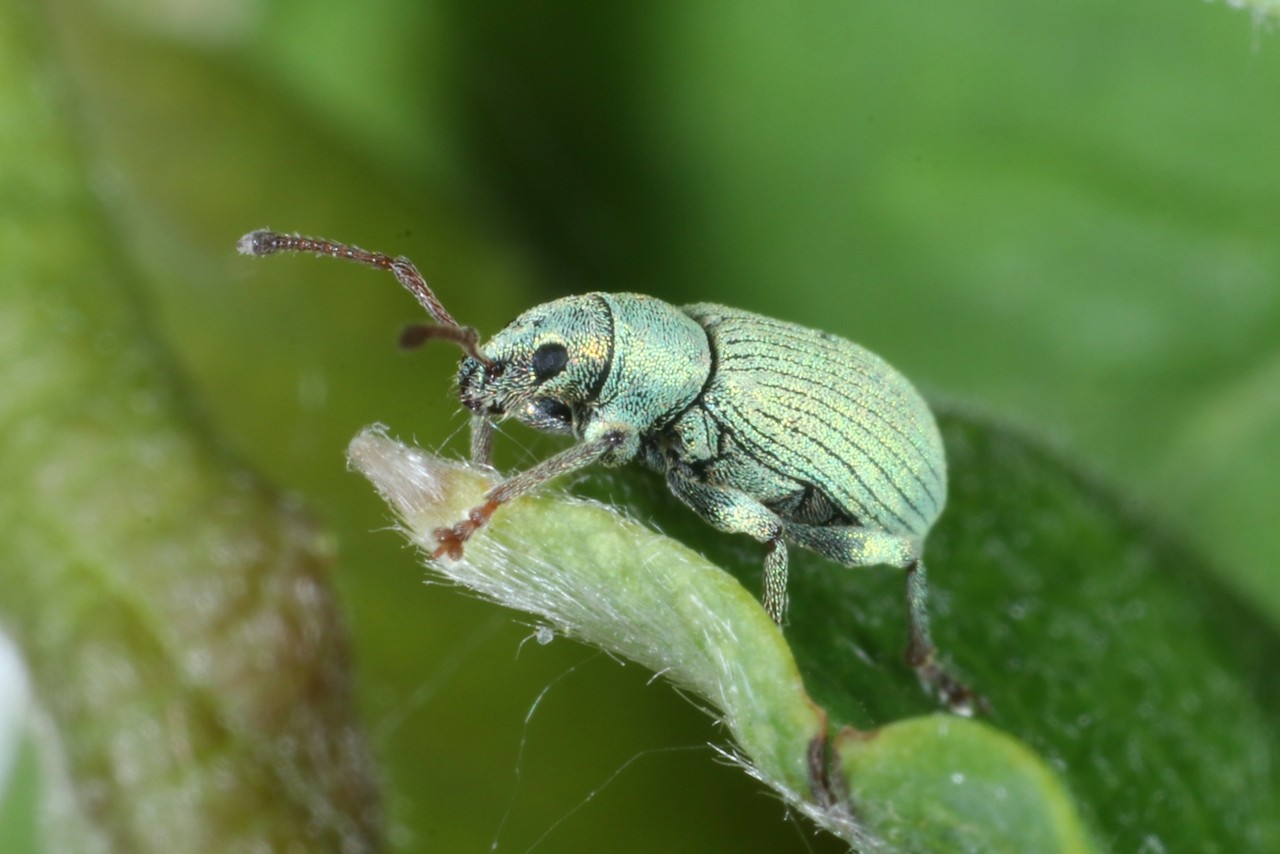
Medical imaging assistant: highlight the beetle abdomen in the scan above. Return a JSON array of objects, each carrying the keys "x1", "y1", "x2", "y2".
[{"x1": 682, "y1": 304, "x2": 946, "y2": 538}]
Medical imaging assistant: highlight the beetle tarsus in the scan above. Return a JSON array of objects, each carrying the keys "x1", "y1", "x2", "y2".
[
  {"x1": 430, "y1": 500, "x2": 499, "y2": 560},
  {"x1": 914, "y1": 658, "x2": 990, "y2": 718},
  {"x1": 430, "y1": 526, "x2": 466, "y2": 560}
]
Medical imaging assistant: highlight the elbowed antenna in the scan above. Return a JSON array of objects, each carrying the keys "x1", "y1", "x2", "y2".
[{"x1": 238, "y1": 228, "x2": 489, "y2": 365}]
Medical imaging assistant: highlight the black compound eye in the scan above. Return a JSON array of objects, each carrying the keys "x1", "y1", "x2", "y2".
[
  {"x1": 531, "y1": 341, "x2": 569, "y2": 382},
  {"x1": 531, "y1": 397, "x2": 572, "y2": 428}
]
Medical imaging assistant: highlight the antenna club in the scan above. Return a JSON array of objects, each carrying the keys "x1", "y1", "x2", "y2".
[{"x1": 237, "y1": 229, "x2": 282, "y2": 257}]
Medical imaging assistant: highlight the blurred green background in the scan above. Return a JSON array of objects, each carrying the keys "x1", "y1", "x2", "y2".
[{"x1": 4, "y1": 0, "x2": 1278, "y2": 851}]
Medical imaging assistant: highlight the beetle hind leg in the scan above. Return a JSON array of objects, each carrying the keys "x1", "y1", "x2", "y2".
[
  {"x1": 904, "y1": 559, "x2": 987, "y2": 716},
  {"x1": 783, "y1": 523, "x2": 986, "y2": 716}
]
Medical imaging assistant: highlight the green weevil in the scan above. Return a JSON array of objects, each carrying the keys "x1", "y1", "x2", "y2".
[{"x1": 239, "y1": 229, "x2": 979, "y2": 714}]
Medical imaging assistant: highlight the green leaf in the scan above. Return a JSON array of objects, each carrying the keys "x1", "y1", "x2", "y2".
[
  {"x1": 347, "y1": 429, "x2": 830, "y2": 817},
  {"x1": 0, "y1": 4, "x2": 379, "y2": 850},
  {"x1": 837, "y1": 717, "x2": 1093, "y2": 853},
  {"x1": 349, "y1": 410, "x2": 1280, "y2": 851}
]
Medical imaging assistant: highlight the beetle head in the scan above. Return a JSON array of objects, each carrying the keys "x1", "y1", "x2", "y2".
[{"x1": 458, "y1": 295, "x2": 612, "y2": 436}]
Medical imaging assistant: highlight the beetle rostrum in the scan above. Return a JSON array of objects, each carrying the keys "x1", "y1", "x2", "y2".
[{"x1": 239, "y1": 229, "x2": 981, "y2": 715}]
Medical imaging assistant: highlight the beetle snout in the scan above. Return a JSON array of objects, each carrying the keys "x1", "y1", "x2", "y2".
[
  {"x1": 457, "y1": 358, "x2": 484, "y2": 412},
  {"x1": 457, "y1": 357, "x2": 507, "y2": 416}
]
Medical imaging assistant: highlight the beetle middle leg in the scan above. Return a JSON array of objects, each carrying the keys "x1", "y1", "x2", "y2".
[{"x1": 665, "y1": 469, "x2": 791, "y2": 622}]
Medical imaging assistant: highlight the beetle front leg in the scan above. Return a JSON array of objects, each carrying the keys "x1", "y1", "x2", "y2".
[
  {"x1": 469, "y1": 415, "x2": 494, "y2": 466},
  {"x1": 432, "y1": 429, "x2": 628, "y2": 560}
]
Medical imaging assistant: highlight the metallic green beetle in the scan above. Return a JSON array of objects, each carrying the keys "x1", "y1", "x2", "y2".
[{"x1": 239, "y1": 229, "x2": 977, "y2": 714}]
